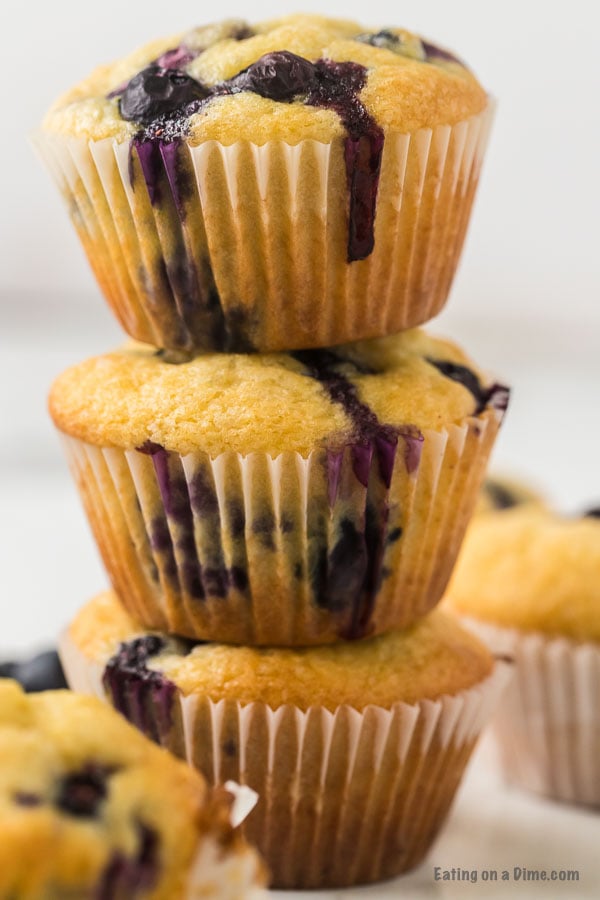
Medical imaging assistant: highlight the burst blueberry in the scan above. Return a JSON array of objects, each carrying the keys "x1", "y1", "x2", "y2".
[{"x1": 120, "y1": 66, "x2": 210, "y2": 125}]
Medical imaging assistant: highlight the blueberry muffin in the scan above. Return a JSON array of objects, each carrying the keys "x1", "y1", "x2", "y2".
[
  {"x1": 39, "y1": 14, "x2": 493, "y2": 353},
  {"x1": 49, "y1": 329, "x2": 508, "y2": 645},
  {"x1": 445, "y1": 504, "x2": 600, "y2": 807},
  {"x1": 61, "y1": 590, "x2": 510, "y2": 888},
  {"x1": 0, "y1": 680, "x2": 266, "y2": 898}
]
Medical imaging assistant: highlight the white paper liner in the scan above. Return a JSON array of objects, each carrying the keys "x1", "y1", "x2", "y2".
[
  {"x1": 185, "y1": 836, "x2": 267, "y2": 900},
  {"x1": 60, "y1": 630, "x2": 511, "y2": 888},
  {"x1": 57, "y1": 405, "x2": 502, "y2": 645},
  {"x1": 34, "y1": 102, "x2": 494, "y2": 353},
  {"x1": 459, "y1": 617, "x2": 600, "y2": 808}
]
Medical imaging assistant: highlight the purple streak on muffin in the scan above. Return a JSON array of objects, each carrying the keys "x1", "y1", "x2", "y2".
[
  {"x1": 131, "y1": 138, "x2": 166, "y2": 205},
  {"x1": 584, "y1": 507, "x2": 600, "y2": 519},
  {"x1": 347, "y1": 503, "x2": 386, "y2": 639},
  {"x1": 159, "y1": 139, "x2": 189, "y2": 219},
  {"x1": 374, "y1": 433, "x2": 400, "y2": 487},
  {"x1": 190, "y1": 466, "x2": 220, "y2": 515},
  {"x1": 155, "y1": 46, "x2": 197, "y2": 69},
  {"x1": 317, "y1": 519, "x2": 368, "y2": 613},
  {"x1": 103, "y1": 636, "x2": 176, "y2": 740},
  {"x1": 326, "y1": 450, "x2": 344, "y2": 506},
  {"x1": 421, "y1": 39, "x2": 463, "y2": 65},
  {"x1": 137, "y1": 440, "x2": 165, "y2": 456},
  {"x1": 307, "y1": 59, "x2": 384, "y2": 261},
  {"x1": 97, "y1": 823, "x2": 158, "y2": 900},
  {"x1": 399, "y1": 426, "x2": 424, "y2": 474},
  {"x1": 351, "y1": 444, "x2": 374, "y2": 490},
  {"x1": 251, "y1": 511, "x2": 276, "y2": 550},
  {"x1": 427, "y1": 358, "x2": 510, "y2": 416},
  {"x1": 57, "y1": 765, "x2": 112, "y2": 818},
  {"x1": 291, "y1": 348, "x2": 404, "y2": 484}
]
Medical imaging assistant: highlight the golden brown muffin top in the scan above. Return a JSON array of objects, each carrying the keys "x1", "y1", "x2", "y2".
[
  {"x1": 49, "y1": 329, "x2": 505, "y2": 457},
  {"x1": 69, "y1": 591, "x2": 494, "y2": 711},
  {"x1": 446, "y1": 506, "x2": 600, "y2": 642},
  {"x1": 0, "y1": 680, "x2": 265, "y2": 898},
  {"x1": 43, "y1": 14, "x2": 487, "y2": 144}
]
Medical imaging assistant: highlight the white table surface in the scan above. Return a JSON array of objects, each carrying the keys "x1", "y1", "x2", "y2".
[{"x1": 1, "y1": 296, "x2": 599, "y2": 896}]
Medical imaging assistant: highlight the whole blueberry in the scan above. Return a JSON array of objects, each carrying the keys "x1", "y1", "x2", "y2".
[
  {"x1": 0, "y1": 650, "x2": 67, "y2": 692},
  {"x1": 584, "y1": 507, "x2": 600, "y2": 519},
  {"x1": 229, "y1": 51, "x2": 317, "y2": 101},
  {"x1": 57, "y1": 765, "x2": 110, "y2": 818},
  {"x1": 120, "y1": 66, "x2": 210, "y2": 125}
]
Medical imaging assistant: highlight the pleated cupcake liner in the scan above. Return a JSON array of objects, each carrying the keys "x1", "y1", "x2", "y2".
[
  {"x1": 35, "y1": 101, "x2": 494, "y2": 353},
  {"x1": 57, "y1": 405, "x2": 502, "y2": 646},
  {"x1": 460, "y1": 618, "x2": 600, "y2": 808},
  {"x1": 60, "y1": 630, "x2": 511, "y2": 889}
]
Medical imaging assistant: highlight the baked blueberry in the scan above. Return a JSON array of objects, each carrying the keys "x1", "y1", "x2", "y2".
[
  {"x1": 120, "y1": 66, "x2": 209, "y2": 125},
  {"x1": 0, "y1": 649, "x2": 67, "y2": 692}
]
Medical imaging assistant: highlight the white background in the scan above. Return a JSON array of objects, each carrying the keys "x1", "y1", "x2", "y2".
[{"x1": 0, "y1": 3, "x2": 599, "y2": 896}]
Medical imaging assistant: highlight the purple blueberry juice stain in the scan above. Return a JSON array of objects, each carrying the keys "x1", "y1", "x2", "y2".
[
  {"x1": 421, "y1": 39, "x2": 463, "y2": 65},
  {"x1": 136, "y1": 445, "x2": 250, "y2": 600},
  {"x1": 155, "y1": 46, "x2": 198, "y2": 70},
  {"x1": 584, "y1": 507, "x2": 600, "y2": 519},
  {"x1": 293, "y1": 349, "x2": 416, "y2": 637},
  {"x1": 103, "y1": 636, "x2": 176, "y2": 740},
  {"x1": 306, "y1": 59, "x2": 384, "y2": 261},
  {"x1": 291, "y1": 348, "x2": 406, "y2": 486}
]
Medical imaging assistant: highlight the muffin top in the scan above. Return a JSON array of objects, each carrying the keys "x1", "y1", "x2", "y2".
[
  {"x1": 49, "y1": 329, "x2": 507, "y2": 457},
  {"x1": 69, "y1": 591, "x2": 493, "y2": 711},
  {"x1": 446, "y1": 505, "x2": 600, "y2": 642},
  {"x1": 0, "y1": 680, "x2": 264, "y2": 899},
  {"x1": 43, "y1": 14, "x2": 487, "y2": 144}
]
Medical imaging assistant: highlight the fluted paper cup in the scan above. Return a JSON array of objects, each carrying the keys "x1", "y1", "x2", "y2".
[
  {"x1": 35, "y1": 102, "x2": 494, "y2": 353},
  {"x1": 459, "y1": 618, "x2": 600, "y2": 808},
  {"x1": 60, "y1": 629, "x2": 511, "y2": 889},
  {"x1": 57, "y1": 404, "x2": 503, "y2": 646}
]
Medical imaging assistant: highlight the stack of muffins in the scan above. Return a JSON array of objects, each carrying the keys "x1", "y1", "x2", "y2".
[{"x1": 39, "y1": 15, "x2": 512, "y2": 889}]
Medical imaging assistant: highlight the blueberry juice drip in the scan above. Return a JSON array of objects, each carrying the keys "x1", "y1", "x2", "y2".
[
  {"x1": 307, "y1": 60, "x2": 384, "y2": 261},
  {"x1": 103, "y1": 636, "x2": 176, "y2": 741},
  {"x1": 292, "y1": 348, "x2": 400, "y2": 487},
  {"x1": 116, "y1": 49, "x2": 385, "y2": 261},
  {"x1": 293, "y1": 349, "x2": 405, "y2": 637}
]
